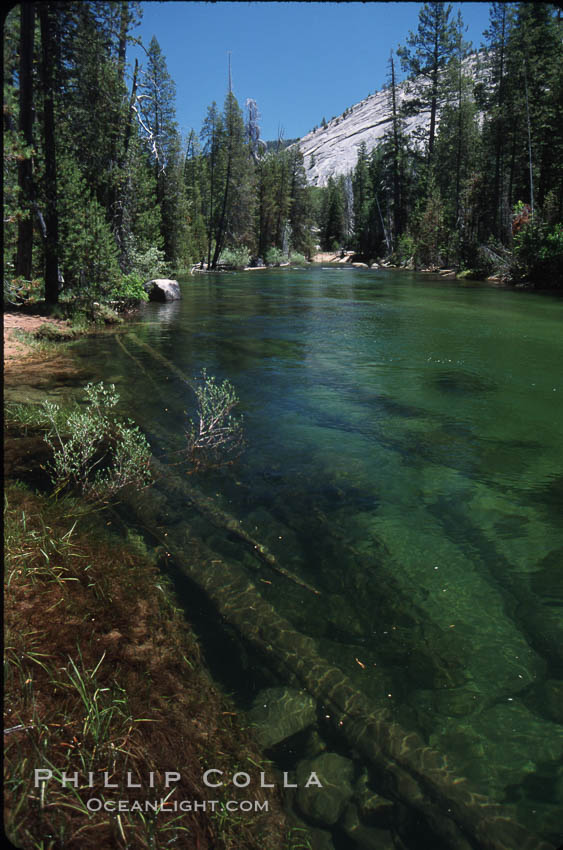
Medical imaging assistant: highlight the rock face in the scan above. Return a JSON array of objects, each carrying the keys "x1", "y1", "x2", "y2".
[
  {"x1": 247, "y1": 686, "x2": 317, "y2": 748},
  {"x1": 295, "y1": 752, "x2": 355, "y2": 826},
  {"x1": 297, "y1": 55, "x2": 484, "y2": 187},
  {"x1": 144, "y1": 278, "x2": 181, "y2": 302}
]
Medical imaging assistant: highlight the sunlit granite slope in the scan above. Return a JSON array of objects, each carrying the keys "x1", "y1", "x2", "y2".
[{"x1": 298, "y1": 55, "x2": 483, "y2": 187}]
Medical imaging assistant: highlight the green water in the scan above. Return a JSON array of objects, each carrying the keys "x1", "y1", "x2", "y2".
[{"x1": 20, "y1": 268, "x2": 563, "y2": 845}]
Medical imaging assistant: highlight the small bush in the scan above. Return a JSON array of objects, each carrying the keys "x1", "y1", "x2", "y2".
[
  {"x1": 109, "y1": 272, "x2": 149, "y2": 304},
  {"x1": 186, "y1": 370, "x2": 244, "y2": 469},
  {"x1": 396, "y1": 233, "x2": 416, "y2": 265},
  {"x1": 33, "y1": 323, "x2": 77, "y2": 342},
  {"x1": 511, "y1": 220, "x2": 563, "y2": 286},
  {"x1": 42, "y1": 382, "x2": 152, "y2": 501},
  {"x1": 129, "y1": 245, "x2": 170, "y2": 281},
  {"x1": 265, "y1": 247, "x2": 287, "y2": 266},
  {"x1": 289, "y1": 251, "x2": 307, "y2": 265},
  {"x1": 219, "y1": 246, "x2": 251, "y2": 270}
]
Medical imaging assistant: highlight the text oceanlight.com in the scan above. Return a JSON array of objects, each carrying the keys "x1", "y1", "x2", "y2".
[{"x1": 86, "y1": 799, "x2": 269, "y2": 813}]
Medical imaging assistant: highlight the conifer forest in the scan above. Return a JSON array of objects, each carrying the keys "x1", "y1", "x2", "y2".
[{"x1": 3, "y1": 2, "x2": 563, "y2": 303}]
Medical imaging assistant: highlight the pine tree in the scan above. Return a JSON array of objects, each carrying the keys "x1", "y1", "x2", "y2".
[
  {"x1": 353, "y1": 142, "x2": 372, "y2": 255},
  {"x1": 397, "y1": 2, "x2": 457, "y2": 162},
  {"x1": 433, "y1": 10, "x2": 480, "y2": 263},
  {"x1": 480, "y1": 2, "x2": 514, "y2": 240},
  {"x1": 320, "y1": 177, "x2": 346, "y2": 252},
  {"x1": 287, "y1": 147, "x2": 314, "y2": 257},
  {"x1": 183, "y1": 130, "x2": 208, "y2": 264},
  {"x1": 15, "y1": 3, "x2": 35, "y2": 282},
  {"x1": 210, "y1": 91, "x2": 251, "y2": 269},
  {"x1": 39, "y1": 2, "x2": 60, "y2": 303},
  {"x1": 137, "y1": 35, "x2": 179, "y2": 259},
  {"x1": 200, "y1": 101, "x2": 225, "y2": 267}
]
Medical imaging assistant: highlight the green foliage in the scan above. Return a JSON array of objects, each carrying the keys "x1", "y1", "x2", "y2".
[
  {"x1": 396, "y1": 233, "x2": 416, "y2": 264},
  {"x1": 289, "y1": 251, "x2": 307, "y2": 265},
  {"x1": 129, "y1": 245, "x2": 170, "y2": 281},
  {"x1": 319, "y1": 177, "x2": 348, "y2": 251},
  {"x1": 4, "y1": 276, "x2": 44, "y2": 306},
  {"x1": 33, "y1": 323, "x2": 77, "y2": 342},
  {"x1": 5, "y1": 1, "x2": 561, "y2": 294},
  {"x1": 57, "y1": 150, "x2": 122, "y2": 297},
  {"x1": 412, "y1": 182, "x2": 447, "y2": 267},
  {"x1": 41, "y1": 383, "x2": 152, "y2": 501},
  {"x1": 265, "y1": 246, "x2": 286, "y2": 266},
  {"x1": 511, "y1": 220, "x2": 563, "y2": 286},
  {"x1": 186, "y1": 370, "x2": 244, "y2": 469},
  {"x1": 218, "y1": 247, "x2": 251, "y2": 270},
  {"x1": 110, "y1": 273, "x2": 149, "y2": 303}
]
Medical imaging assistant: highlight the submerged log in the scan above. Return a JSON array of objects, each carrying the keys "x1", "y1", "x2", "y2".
[
  {"x1": 127, "y1": 332, "x2": 197, "y2": 391},
  {"x1": 123, "y1": 481, "x2": 554, "y2": 850},
  {"x1": 154, "y1": 458, "x2": 320, "y2": 596}
]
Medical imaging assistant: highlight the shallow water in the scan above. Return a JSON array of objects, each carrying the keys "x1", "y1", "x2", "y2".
[{"x1": 15, "y1": 267, "x2": 563, "y2": 846}]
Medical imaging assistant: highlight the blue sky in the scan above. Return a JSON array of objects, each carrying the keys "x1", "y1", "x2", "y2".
[{"x1": 131, "y1": 2, "x2": 493, "y2": 143}]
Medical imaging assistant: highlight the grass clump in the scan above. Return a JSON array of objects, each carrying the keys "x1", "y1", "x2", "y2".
[{"x1": 33, "y1": 322, "x2": 79, "y2": 342}]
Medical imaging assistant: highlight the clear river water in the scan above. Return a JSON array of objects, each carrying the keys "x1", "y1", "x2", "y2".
[{"x1": 18, "y1": 267, "x2": 563, "y2": 848}]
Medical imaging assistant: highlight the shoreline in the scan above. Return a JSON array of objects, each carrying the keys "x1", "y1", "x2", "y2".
[{"x1": 3, "y1": 326, "x2": 292, "y2": 850}]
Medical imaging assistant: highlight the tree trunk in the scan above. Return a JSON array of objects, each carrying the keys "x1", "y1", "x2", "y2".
[
  {"x1": 210, "y1": 154, "x2": 231, "y2": 269},
  {"x1": 428, "y1": 32, "x2": 440, "y2": 158},
  {"x1": 39, "y1": 3, "x2": 60, "y2": 304},
  {"x1": 390, "y1": 53, "x2": 403, "y2": 241},
  {"x1": 15, "y1": 2, "x2": 35, "y2": 281}
]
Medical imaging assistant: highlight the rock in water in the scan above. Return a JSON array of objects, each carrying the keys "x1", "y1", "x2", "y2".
[
  {"x1": 144, "y1": 278, "x2": 181, "y2": 302},
  {"x1": 247, "y1": 687, "x2": 316, "y2": 748},
  {"x1": 296, "y1": 752, "x2": 355, "y2": 826}
]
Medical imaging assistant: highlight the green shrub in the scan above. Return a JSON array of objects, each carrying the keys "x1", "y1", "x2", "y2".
[
  {"x1": 396, "y1": 233, "x2": 416, "y2": 265},
  {"x1": 186, "y1": 370, "x2": 244, "y2": 469},
  {"x1": 265, "y1": 247, "x2": 287, "y2": 266},
  {"x1": 42, "y1": 382, "x2": 152, "y2": 501},
  {"x1": 289, "y1": 251, "x2": 307, "y2": 265},
  {"x1": 511, "y1": 220, "x2": 563, "y2": 286},
  {"x1": 109, "y1": 272, "x2": 148, "y2": 304},
  {"x1": 33, "y1": 323, "x2": 78, "y2": 342},
  {"x1": 129, "y1": 246, "x2": 170, "y2": 281},
  {"x1": 218, "y1": 247, "x2": 251, "y2": 270}
]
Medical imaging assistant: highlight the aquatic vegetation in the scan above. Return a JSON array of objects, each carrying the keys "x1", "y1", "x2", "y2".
[
  {"x1": 41, "y1": 381, "x2": 153, "y2": 501},
  {"x1": 186, "y1": 369, "x2": 244, "y2": 469}
]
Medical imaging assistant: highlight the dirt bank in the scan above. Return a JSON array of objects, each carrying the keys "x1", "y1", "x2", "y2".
[{"x1": 3, "y1": 311, "x2": 71, "y2": 365}]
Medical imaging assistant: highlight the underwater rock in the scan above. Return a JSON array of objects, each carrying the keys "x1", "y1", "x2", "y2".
[
  {"x1": 303, "y1": 729, "x2": 328, "y2": 759},
  {"x1": 248, "y1": 687, "x2": 316, "y2": 748},
  {"x1": 296, "y1": 752, "x2": 355, "y2": 826},
  {"x1": 541, "y1": 680, "x2": 563, "y2": 724},
  {"x1": 341, "y1": 803, "x2": 395, "y2": 849},
  {"x1": 301, "y1": 826, "x2": 336, "y2": 850},
  {"x1": 432, "y1": 686, "x2": 486, "y2": 718},
  {"x1": 433, "y1": 370, "x2": 496, "y2": 395},
  {"x1": 434, "y1": 698, "x2": 563, "y2": 795},
  {"x1": 144, "y1": 278, "x2": 181, "y2": 302},
  {"x1": 354, "y1": 770, "x2": 395, "y2": 828}
]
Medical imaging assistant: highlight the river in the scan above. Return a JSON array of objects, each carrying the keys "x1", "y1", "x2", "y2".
[{"x1": 19, "y1": 267, "x2": 563, "y2": 847}]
